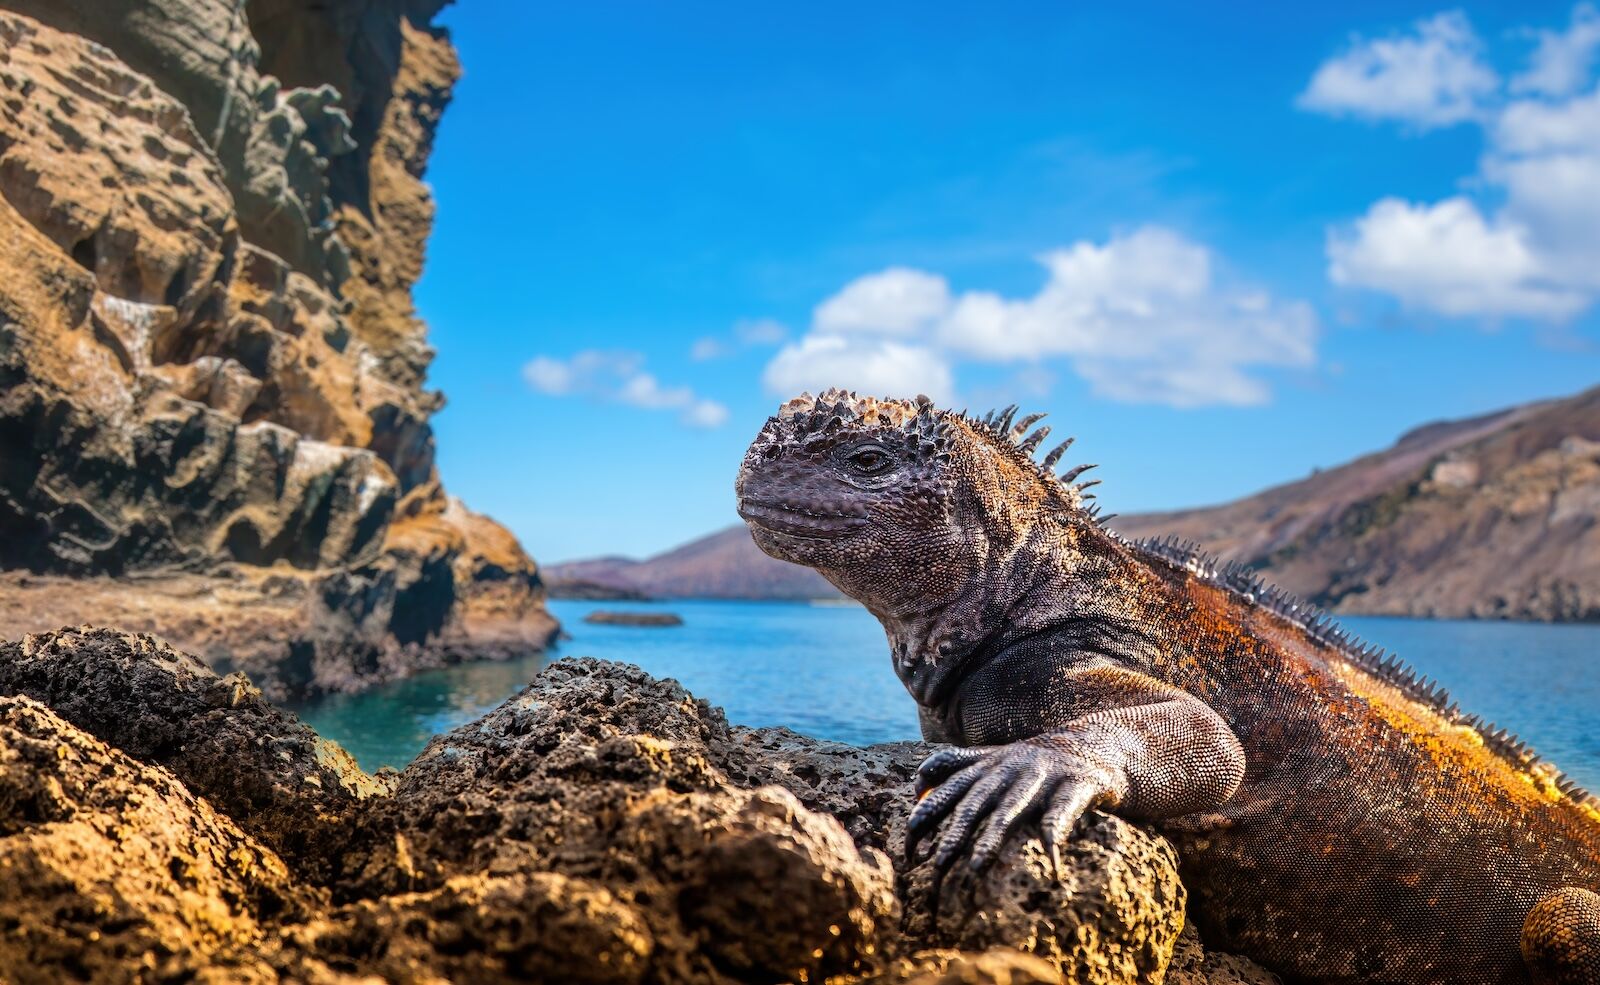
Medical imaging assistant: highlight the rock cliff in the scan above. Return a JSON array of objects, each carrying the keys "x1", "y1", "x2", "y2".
[
  {"x1": 0, "y1": 627, "x2": 1278, "y2": 984},
  {"x1": 0, "y1": 3, "x2": 556, "y2": 696}
]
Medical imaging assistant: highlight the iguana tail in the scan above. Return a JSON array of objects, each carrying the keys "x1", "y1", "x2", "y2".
[{"x1": 1523, "y1": 887, "x2": 1600, "y2": 983}]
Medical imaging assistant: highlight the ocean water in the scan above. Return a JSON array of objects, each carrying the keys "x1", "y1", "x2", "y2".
[{"x1": 291, "y1": 599, "x2": 1600, "y2": 792}]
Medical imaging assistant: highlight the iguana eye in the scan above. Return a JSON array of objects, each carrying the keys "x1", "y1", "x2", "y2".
[{"x1": 846, "y1": 446, "x2": 893, "y2": 476}]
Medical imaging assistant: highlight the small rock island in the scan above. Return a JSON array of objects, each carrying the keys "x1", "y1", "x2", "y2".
[{"x1": 585, "y1": 610, "x2": 686, "y2": 627}]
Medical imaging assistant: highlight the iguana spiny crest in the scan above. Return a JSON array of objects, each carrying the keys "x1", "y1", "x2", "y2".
[
  {"x1": 741, "y1": 388, "x2": 1598, "y2": 814},
  {"x1": 738, "y1": 388, "x2": 1600, "y2": 984}
]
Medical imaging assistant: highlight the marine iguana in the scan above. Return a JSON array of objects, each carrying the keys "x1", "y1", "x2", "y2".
[{"x1": 734, "y1": 389, "x2": 1600, "y2": 985}]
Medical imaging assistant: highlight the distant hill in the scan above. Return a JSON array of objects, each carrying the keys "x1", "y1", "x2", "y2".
[
  {"x1": 1109, "y1": 384, "x2": 1600, "y2": 621},
  {"x1": 546, "y1": 527, "x2": 842, "y2": 601},
  {"x1": 551, "y1": 384, "x2": 1600, "y2": 620}
]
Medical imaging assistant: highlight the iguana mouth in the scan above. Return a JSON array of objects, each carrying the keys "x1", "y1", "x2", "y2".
[{"x1": 736, "y1": 500, "x2": 868, "y2": 540}]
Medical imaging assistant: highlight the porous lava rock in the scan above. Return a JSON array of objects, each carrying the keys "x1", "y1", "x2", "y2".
[
  {"x1": 0, "y1": 630, "x2": 1283, "y2": 984},
  {"x1": 0, "y1": 627, "x2": 382, "y2": 880},
  {"x1": 0, "y1": 694, "x2": 304, "y2": 983}
]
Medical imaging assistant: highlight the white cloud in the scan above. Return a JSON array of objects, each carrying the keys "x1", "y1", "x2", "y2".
[
  {"x1": 1494, "y1": 84, "x2": 1600, "y2": 154},
  {"x1": 682, "y1": 400, "x2": 730, "y2": 428},
  {"x1": 1513, "y1": 3, "x2": 1600, "y2": 96},
  {"x1": 736, "y1": 317, "x2": 788, "y2": 345},
  {"x1": 618, "y1": 372, "x2": 694, "y2": 410},
  {"x1": 1313, "y1": 5, "x2": 1600, "y2": 322},
  {"x1": 690, "y1": 337, "x2": 728, "y2": 360},
  {"x1": 1485, "y1": 89, "x2": 1600, "y2": 293},
  {"x1": 522, "y1": 355, "x2": 575, "y2": 394},
  {"x1": 761, "y1": 227, "x2": 1317, "y2": 409},
  {"x1": 1328, "y1": 197, "x2": 1586, "y2": 318},
  {"x1": 763, "y1": 335, "x2": 956, "y2": 404},
  {"x1": 812, "y1": 267, "x2": 953, "y2": 336},
  {"x1": 1298, "y1": 11, "x2": 1498, "y2": 129},
  {"x1": 689, "y1": 318, "x2": 788, "y2": 361},
  {"x1": 522, "y1": 349, "x2": 729, "y2": 428},
  {"x1": 944, "y1": 228, "x2": 1316, "y2": 407}
]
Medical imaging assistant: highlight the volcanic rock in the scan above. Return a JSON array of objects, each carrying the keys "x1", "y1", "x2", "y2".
[
  {"x1": 0, "y1": 629, "x2": 1278, "y2": 984},
  {"x1": 0, "y1": 4, "x2": 556, "y2": 695},
  {"x1": 0, "y1": 695, "x2": 304, "y2": 983}
]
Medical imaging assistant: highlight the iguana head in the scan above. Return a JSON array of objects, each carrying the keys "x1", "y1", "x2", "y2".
[{"x1": 736, "y1": 389, "x2": 1105, "y2": 702}]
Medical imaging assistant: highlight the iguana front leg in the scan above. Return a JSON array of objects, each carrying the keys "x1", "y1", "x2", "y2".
[{"x1": 906, "y1": 670, "x2": 1245, "y2": 873}]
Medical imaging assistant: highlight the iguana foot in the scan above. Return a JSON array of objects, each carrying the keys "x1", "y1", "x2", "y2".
[
  {"x1": 904, "y1": 738, "x2": 1124, "y2": 876},
  {"x1": 1523, "y1": 887, "x2": 1600, "y2": 984}
]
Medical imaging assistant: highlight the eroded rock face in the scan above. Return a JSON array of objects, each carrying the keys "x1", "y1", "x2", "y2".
[
  {"x1": 0, "y1": 630, "x2": 1280, "y2": 984},
  {"x1": 0, "y1": 4, "x2": 556, "y2": 693}
]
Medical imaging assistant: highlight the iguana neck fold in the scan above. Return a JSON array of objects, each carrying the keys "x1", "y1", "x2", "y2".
[{"x1": 863, "y1": 517, "x2": 1148, "y2": 708}]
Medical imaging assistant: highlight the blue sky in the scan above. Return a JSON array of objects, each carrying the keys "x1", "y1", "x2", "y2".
[{"x1": 415, "y1": 1, "x2": 1600, "y2": 562}]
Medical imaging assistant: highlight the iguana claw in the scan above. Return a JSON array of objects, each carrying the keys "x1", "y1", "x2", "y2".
[{"x1": 905, "y1": 738, "x2": 1120, "y2": 878}]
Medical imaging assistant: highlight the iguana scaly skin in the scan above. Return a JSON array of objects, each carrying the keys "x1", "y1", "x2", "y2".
[{"x1": 735, "y1": 389, "x2": 1600, "y2": 985}]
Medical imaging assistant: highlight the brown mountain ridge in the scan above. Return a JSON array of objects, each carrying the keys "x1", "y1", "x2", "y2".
[
  {"x1": 548, "y1": 526, "x2": 842, "y2": 601},
  {"x1": 549, "y1": 384, "x2": 1600, "y2": 621}
]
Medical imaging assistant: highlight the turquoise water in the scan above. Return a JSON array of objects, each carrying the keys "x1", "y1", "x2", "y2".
[{"x1": 291, "y1": 600, "x2": 1600, "y2": 792}]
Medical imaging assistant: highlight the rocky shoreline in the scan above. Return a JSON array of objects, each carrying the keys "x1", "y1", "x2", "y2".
[
  {"x1": 0, "y1": 626, "x2": 1278, "y2": 984},
  {"x1": 0, "y1": 552, "x2": 559, "y2": 702}
]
